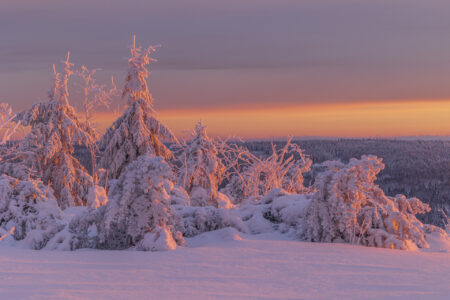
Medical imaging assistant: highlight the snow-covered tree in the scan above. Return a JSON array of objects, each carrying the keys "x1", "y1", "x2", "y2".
[
  {"x1": 176, "y1": 121, "x2": 226, "y2": 207},
  {"x1": 0, "y1": 174, "x2": 64, "y2": 249},
  {"x1": 7, "y1": 53, "x2": 97, "y2": 209},
  {"x1": 99, "y1": 154, "x2": 184, "y2": 251},
  {"x1": 303, "y1": 155, "x2": 432, "y2": 250},
  {"x1": 99, "y1": 36, "x2": 177, "y2": 180}
]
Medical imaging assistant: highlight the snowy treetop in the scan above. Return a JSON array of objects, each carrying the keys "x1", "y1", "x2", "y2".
[{"x1": 122, "y1": 35, "x2": 158, "y2": 107}]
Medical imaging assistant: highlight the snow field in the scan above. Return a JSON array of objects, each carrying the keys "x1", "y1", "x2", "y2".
[{"x1": 0, "y1": 229, "x2": 448, "y2": 300}]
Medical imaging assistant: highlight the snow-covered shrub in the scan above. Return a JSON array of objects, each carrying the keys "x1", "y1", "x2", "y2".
[
  {"x1": 176, "y1": 121, "x2": 226, "y2": 207},
  {"x1": 99, "y1": 37, "x2": 177, "y2": 180},
  {"x1": 45, "y1": 206, "x2": 105, "y2": 251},
  {"x1": 260, "y1": 188, "x2": 312, "y2": 234},
  {"x1": 236, "y1": 188, "x2": 312, "y2": 236},
  {"x1": 218, "y1": 142, "x2": 258, "y2": 203},
  {"x1": 222, "y1": 139, "x2": 312, "y2": 202},
  {"x1": 174, "y1": 187, "x2": 310, "y2": 238},
  {"x1": 174, "y1": 205, "x2": 246, "y2": 238},
  {"x1": 238, "y1": 203, "x2": 275, "y2": 235},
  {"x1": 0, "y1": 175, "x2": 64, "y2": 249},
  {"x1": 303, "y1": 155, "x2": 432, "y2": 250},
  {"x1": 220, "y1": 174, "x2": 247, "y2": 204},
  {"x1": 137, "y1": 227, "x2": 178, "y2": 251},
  {"x1": 98, "y1": 155, "x2": 184, "y2": 250},
  {"x1": 6, "y1": 55, "x2": 97, "y2": 209}
]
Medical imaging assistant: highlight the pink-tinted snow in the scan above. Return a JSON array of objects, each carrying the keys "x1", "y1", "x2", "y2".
[{"x1": 0, "y1": 230, "x2": 448, "y2": 300}]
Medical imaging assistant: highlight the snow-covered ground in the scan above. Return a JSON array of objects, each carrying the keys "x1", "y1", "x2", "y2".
[{"x1": 0, "y1": 229, "x2": 448, "y2": 300}]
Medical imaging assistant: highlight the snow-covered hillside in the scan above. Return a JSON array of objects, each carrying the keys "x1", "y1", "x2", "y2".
[{"x1": 0, "y1": 230, "x2": 448, "y2": 300}]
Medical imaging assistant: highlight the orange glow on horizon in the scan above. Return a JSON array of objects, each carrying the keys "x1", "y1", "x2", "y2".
[{"x1": 93, "y1": 100, "x2": 450, "y2": 138}]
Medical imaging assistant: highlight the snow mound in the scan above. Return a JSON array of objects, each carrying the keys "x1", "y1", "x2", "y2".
[
  {"x1": 187, "y1": 227, "x2": 243, "y2": 247},
  {"x1": 137, "y1": 227, "x2": 178, "y2": 251},
  {"x1": 423, "y1": 226, "x2": 450, "y2": 253}
]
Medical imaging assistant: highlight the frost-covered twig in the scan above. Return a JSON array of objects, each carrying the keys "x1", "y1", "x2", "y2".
[
  {"x1": 76, "y1": 66, "x2": 118, "y2": 130},
  {"x1": 0, "y1": 103, "x2": 20, "y2": 145}
]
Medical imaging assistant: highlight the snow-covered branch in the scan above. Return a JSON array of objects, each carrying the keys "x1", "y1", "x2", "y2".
[
  {"x1": 76, "y1": 66, "x2": 118, "y2": 130},
  {"x1": 0, "y1": 103, "x2": 19, "y2": 145}
]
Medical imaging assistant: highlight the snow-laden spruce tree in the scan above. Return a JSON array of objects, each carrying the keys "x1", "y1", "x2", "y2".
[
  {"x1": 7, "y1": 54, "x2": 97, "y2": 209},
  {"x1": 0, "y1": 174, "x2": 64, "y2": 249},
  {"x1": 303, "y1": 155, "x2": 433, "y2": 250},
  {"x1": 75, "y1": 65, "x2": 118, "y2": 180},
  {"x1": 98, "y1": 154, "x2": 184, "y2": 251},
  {"x1": 99, "y1": 36, "x2": 177, "y2": 180},
  {"x1": 176, "y1": 121, "x2": 226, "y2": 207}
]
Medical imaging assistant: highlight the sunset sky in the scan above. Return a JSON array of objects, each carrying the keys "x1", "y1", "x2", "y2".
[{"x1": 1, "y1": 0, "x2": 450, "y2": 138}]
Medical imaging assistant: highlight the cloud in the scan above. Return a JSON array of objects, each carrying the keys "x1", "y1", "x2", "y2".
[{"x1": 2, "y1": 0, "x2": 450, "y2": 113}]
